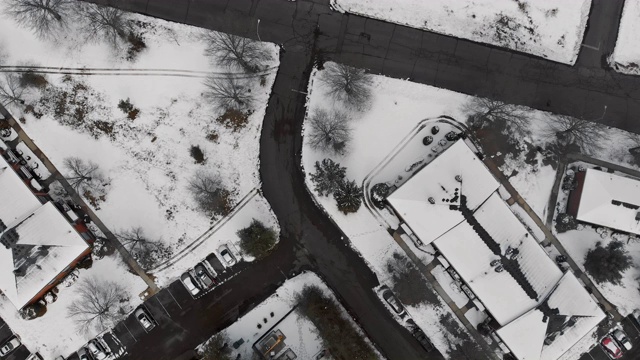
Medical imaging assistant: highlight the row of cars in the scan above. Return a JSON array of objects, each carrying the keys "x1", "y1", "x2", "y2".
[
  {"x1": 378, "y1": 286, "x2": 434, "y2": 353},
  {"x1": 601, "y1": 329, "x2": 632, "y2": 359},
  {"x1": 180, "y1": 246, "x2": 237, "y2": 298}
]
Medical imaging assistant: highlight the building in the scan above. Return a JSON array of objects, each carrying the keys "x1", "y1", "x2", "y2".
[
  {"x1": 0, "y1": 147, "x2": 91, "y2": 310},
  {"x1": 567, "y1": 168, "x2": 640, "y2": 236},
  {"x1": 253, "y1": 306, "x2": 328, "y2": 360},
  {"x1": 387, "y1": 140, "x2": 605, "y2": 360}
]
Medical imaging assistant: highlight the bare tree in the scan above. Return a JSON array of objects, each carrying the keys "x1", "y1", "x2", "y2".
[
  {"x1": 4, "y1": 0, "x2": 74, "y2": 39},
  {"x1": 463, "y1": 97, "x2": 530, "y2": 138},
  {"x1": 79, "y1": 3, "x2": 131, "y2": 49},
  {"x1": 63, "y1": 156, "x2": 106, "y2": 192},
  {"x1": 116, "y1": 226, "x2": 172, "y2": 270},
  {"x1": 203, "y1": 75, "x2": 254, "y2": 111},
  {"x1": 319, "y1": 63, "x2": 372, "y2": 111},
  {"x1": 201, "y1": 32, "x2": 271, "y2": 73},
  {"x1": 542, "y1": 115, "x2": 610, "y2": 155},
  {"x1": 67, "y1": 276, "x2": 128, "y2": 333},
  {"x1": 308, "y1": 108, "x2": 352, "y2": 155},
  {"x1": 188, "y1": 170, "x2": 233, "y2": 217},
  {"x1": 0, "y1": 73, "x2": 26, "y2": 107}
]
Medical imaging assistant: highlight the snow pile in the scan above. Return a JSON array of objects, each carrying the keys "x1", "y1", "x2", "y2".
[{"x1": 331, "y1": 0, "x2": 592, "y2": 64}]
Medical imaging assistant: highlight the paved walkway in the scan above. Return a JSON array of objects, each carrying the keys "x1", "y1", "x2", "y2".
[{"x1": 0, "y1": 106, "x2": 159, "y2": 295}]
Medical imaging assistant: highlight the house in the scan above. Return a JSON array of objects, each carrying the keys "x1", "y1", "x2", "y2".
[
  {"x1": 253, "y1": 306, "x2": 327, "y2": 360},
  {"x1": 0, "y1": 148, "x2": 91, "y2": 310},
  {"x1": 566, "y1": 168, "x2": 640, "y2": 236},
  {"x1": 387, "y1": 140, "x2": 605, "y2": 360}
]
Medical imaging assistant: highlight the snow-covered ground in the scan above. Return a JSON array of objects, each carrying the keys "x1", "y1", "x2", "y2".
[
  {"x1": 0, "y1": 2, "x2": 280, "y2": 279},
  {"x1": 0, "y1": 256, "x2": 147, "y2": 359},
  {"x1": 331, "y1": 0, "x2": 592, "y2": 64},
  {"x1": 199, "y1": 271, "x2": 380, "y2": 359},
  {"x1": 302, "y1": 62, "x2": 640, "y2": 358},
  {"x1": 0, "y1": 3, "x2": 281, "y2": 358},
  {"x1": 609, "y1": 0, "x2": 640, "y2": 74}
]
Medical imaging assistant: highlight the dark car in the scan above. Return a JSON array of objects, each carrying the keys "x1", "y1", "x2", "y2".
[
  {"x1": 382, "y1": 289, "x2": 405, "y2": 315},
  {"x1": 195, "y1": 263, "x2": 215, "y2": 288},
  {"x1": 412, "y1": 328, "x2": 434, "y2": 352}
]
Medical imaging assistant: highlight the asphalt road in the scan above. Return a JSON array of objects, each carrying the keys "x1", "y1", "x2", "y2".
[{"x1": 66, "y1": 0, "x2": 640, "y2": 359}]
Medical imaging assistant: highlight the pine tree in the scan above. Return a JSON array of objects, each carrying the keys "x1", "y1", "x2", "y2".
[
  {"x1": 309, "y1": 158, "x2": 346, "y2": 196},
  {"x1": 334, "y1": 179, "x2": 362, "y2": 214},
  {"x1": 584, "y1": 240, "x2": 632, "y2": 285}
]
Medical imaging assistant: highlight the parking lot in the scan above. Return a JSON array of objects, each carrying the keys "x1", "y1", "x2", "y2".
[
  {"x1": 580, "y1": 316, "x2": 640, "y2": 360},
  {"x1": 0, "y1": 318, "x2": 33, "y2": 360},
  {"x1": 65, "y1": 252, "x2": 247, "y2": 359}
]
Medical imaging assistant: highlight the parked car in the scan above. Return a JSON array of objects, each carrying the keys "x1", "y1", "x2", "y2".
[
  {"x1": 134, "y1": 307, "x2": 156, "y2": 331},
  {"x1": 195, "y1": 263, "x2": 216, "y2": 288},
  {"x1": 381, "y1": 289, "x2": 405, "y2": 315},
  {"x1": 411, "y1": 327, "x2": 434, "y2": 352},
  {"x1": 633, "y1": 310, "x2": 640, "y2": 325},
  {"x1": 601, "y1": 336, "x2": 622, "y2": 359},
  {"x1": 181, "y1": 272, "x2": 202, "y2": 297},
  {"x1": 206, "y1": 253, "x2": 226, "y2": 273},
  {"x1": 0, "y1": 336, "x2": 20, "y2": 356},
  {"x1": 87, "y1": 339, "x2": 108, "y2": 359},
  {"x1": 219, "y1": 246, "x2": 237, "y2": 266},
  {"x1": 26, "y1": 353, "x2": 44, "y2": 360},
  {"x1": 612, "y1": 329, "x2": 632, "y2": 351},
  {"x1": 76, "y1": 347, "x2": 91, "y2": 360}
]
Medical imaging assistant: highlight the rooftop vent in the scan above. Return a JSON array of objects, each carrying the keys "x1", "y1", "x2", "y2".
[
  {"x1": 455, "y1": 175, "x2": 462, "y2": 182},
  {"x1": 428, "y1": 197, "x2": 435, "y2": 204}
]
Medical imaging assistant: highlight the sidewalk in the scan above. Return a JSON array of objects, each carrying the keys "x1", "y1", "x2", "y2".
[{"x1": 0, "y1": 105, "x2": 159, "y2": 295}]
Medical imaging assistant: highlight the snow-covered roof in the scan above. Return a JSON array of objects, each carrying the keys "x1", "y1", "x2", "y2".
[
  {"x1": 434, "y1": 193, "x2": 563, "y2": 325},
  {"x1": 576, "y1": 168, "x2": 640, "y2": 235},
  {"x1": 0, "y1": 155, "x2": 89, "y2": 309},
  {"x1": 388, "y1": 140, "x2": 499, "y2": 245},
  {"x1": 496, "y1": 272, "x2": 605, "y2": 360}
]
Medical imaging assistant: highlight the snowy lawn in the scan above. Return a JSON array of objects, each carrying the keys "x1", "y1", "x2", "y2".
[
  {"x1": 0, "y1": 255, "x2": 147, "y2": 359},
  {"x1": 609, "y1": 0, "x2": 640, "y2": 74},
  {"x1": 302, "y1": 61, "x2": 640, "y2": 358},
  {"x1": 331, "y1": 0, "x2": 592, "y2": 64},
  {"x1": 198, "y1": 271, "x2": 380, "y2": 359},
  {"x1": 0, "y1": 2, "x2": 280, "y2": 279}
]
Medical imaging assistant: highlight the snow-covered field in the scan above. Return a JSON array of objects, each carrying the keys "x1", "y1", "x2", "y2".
[
  {"x1": 302, "y1": 62, "x2": 640, "y2": 358},
  {"x1": 199, "y1": 271, "x2": 380, "y2": 359},
  {"x1": 609, "y1": 0, "x2": 640, "y2": 74},
  {"x1": 331, "y1": 0, "x2": 591, "y2": 64},
  {"x1": 0, "y1": 2, "x2": 280, "y2": 278},
  {"x1": 0, "y1": 256, "x2": 147, "y2": 359},
  {"x1": 0, "y1": 2, "x2": 280, "y2": 358}
]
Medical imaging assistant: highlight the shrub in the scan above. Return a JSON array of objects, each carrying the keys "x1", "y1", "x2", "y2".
[
  {"x1": 206, "y1": 130, "x2": 219, "y2": 143},
  {"x1": 237, "y1": 219, "x2": 278, "y2": 259},
  {"x1": 216, "y1": 108, "x2": 250, "y2": 131},
  {"x1": 118, "y1": 98, "x2": 134, "y2": 113},
  {"x1": 309, "y1": 158, "x2": 346, "y2": 197},
  {"x1": 20, "y1": 71, "x2": 48, "y2": 88},
  {"x1": 126, "y1": 32, "x2": 147, "y2": 61},
  {"x1": 370, "y1": 183, "x2": 390, "y2": 209},
  {"x1": 555, "y1": 213, "x2": 578, "y2": 233},
  {"x1": 295, "y1": 285, "x2": 376, "y2": 359},
  {"x1": 334, "y1": 179, "x2": 362, "y2": 214},
  {"x1": 190, "y1": 145, "x2": 206, "y2": 164},
  {"x1": 584, "y1": 241, "x2": 632, "y2": 285}
]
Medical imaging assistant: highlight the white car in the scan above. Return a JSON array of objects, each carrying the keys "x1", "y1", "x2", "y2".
[
  {"x1": 220, "y1": 246, "x2": 237, "y2": 266},
  {"x1": 181, "y1": 272, "x2": 201, "y2": 297},
  {"x1": 87, "y1": 339, "x2": 108, "y2": 360},
  {"x1": 612, "y1": 329, "x2": 632, "y2": 351},
  {"x1": 0, "y1": 336, "x2": 20, "y2": 356}
]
